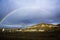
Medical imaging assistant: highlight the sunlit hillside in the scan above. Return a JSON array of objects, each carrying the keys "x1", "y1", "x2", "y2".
[
  {"x1": 0, "y1": 23, "x2": 60, "y2": 32},
  {"x1": 15, "y1": 23, "x2": 60, "y2": 32}
]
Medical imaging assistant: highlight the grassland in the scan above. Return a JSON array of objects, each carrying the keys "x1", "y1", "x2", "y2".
[{"x1": 0, "y1": 31, "x2": 60, "y2": 40}]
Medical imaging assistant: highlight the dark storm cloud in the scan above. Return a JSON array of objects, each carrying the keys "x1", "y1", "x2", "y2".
[
  {"x1": 0, "y1": 0, "x2": 21, "y2": 20},
  {"x1": 0, "y1": 0, "x2": 60, "y2": 28}
]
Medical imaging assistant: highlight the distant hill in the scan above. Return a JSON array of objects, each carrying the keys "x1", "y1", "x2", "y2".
[
  {"x1": 19, "y1": 23, "x2": 59, "y2": 32},
  {"x1": 57, "y1": 24, "x2": 60, "y2": 26},
  {"x1": 0, "y1": 23, "x2": 60, "y2": 32}
]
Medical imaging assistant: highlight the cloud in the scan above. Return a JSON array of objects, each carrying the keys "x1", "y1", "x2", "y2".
[
  {"x1": 51, "y1": 23, "x2": 59, "y2": 25},
  {"x1": 0, "y1": 0, "x2": 60, "y2": 28}
]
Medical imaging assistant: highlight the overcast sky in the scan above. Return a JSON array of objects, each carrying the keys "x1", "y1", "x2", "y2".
[{"x1": 0, "y1": 0, "x2": 60, "y2": 28}]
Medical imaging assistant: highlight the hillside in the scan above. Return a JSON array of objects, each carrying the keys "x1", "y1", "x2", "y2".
[{"x1": 18, "y1": 23, "x2": 59, "y2": 32}]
